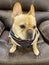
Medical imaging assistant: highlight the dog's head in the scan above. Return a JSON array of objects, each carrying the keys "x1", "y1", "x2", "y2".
[{"x1": 12, "y1": 2, "x2": 37, "y2": 40}]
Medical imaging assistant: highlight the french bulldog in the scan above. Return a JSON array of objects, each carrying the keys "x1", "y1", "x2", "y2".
[{"x1": 9, "y1": 2, "x2": 40, "y2": 56}]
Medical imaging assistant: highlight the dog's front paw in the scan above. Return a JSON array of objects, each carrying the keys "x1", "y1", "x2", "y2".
[
  {"x1": 33, "y1": 49, "x2": 39, "y2": 56},
  {"x1": 9, "y1": 47, "x2": 16, "y2": 53}
]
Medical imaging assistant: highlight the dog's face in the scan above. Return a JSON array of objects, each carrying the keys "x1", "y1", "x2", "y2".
[{"x1": 12, "y1": 2, "x2": 36, "y2": 40}]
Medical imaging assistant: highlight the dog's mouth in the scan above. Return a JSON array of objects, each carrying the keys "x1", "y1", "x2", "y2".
[{"x1": 24, "y1": 33, "x2": 36, "y2": 41}]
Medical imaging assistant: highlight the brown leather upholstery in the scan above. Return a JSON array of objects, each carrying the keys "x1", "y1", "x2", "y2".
[{"x1": 0, "y1": 0, "x2": 49, "y2": 65}]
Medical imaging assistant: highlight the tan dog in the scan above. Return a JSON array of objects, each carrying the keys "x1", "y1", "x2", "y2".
[{"x1": 9, "y1": 2, "x2": 40, "y2": 56}]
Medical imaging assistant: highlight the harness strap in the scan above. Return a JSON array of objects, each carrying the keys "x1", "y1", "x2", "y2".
[{"x1": 10, "y1": 30, "x2": 36, "y2": 47}]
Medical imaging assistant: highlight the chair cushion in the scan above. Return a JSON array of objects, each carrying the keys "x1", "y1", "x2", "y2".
[
  {"x1": 0, "y1": 30, "x2": 49, "y2": 65},
  {"x1": 39, "y1": 20, "x2": 49, "y2": 43},
  {"x1": 0, "y1": 21, "x2": 5, "y2": 36}
]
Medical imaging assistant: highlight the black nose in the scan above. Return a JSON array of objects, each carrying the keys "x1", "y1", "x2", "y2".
[{"x1": 26, "y1": 29, "x2": 33, "y2": 39}]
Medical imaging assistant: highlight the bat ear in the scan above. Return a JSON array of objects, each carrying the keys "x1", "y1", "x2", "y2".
[
  {"x1": 28, "y1": 4, "x2": 35, "y2": 16},
  {"x1": 12, "y1": 2, "x2": 23, "y2": 19}
]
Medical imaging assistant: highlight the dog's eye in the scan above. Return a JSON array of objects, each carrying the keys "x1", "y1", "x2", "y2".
[
  {"x1": 33, "y1": 26, "x2": 36, "y2": 29},
  {"x1": 20, "y1": 25, "x2": 25, "y2": 29}
]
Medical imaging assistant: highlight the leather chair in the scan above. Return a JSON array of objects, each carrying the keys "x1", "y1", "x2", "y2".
[{"x1": 0, "y1": 0, "x2": 49, "y2": 65}]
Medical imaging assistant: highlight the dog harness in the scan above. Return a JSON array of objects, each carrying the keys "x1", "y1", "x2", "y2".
[{"x1": 10, "y1": 30, "x2": 36, "y2": 47}]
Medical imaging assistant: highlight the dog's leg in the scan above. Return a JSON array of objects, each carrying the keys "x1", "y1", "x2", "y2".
[
  {"x1": 9, "y1": 34, "x2": 17, "y2": 53},
  {"x1": 9, "y1": 40, "x2": 17, "y2": 53},
  {"x1": 32, "y1": 31, "x2": 40, "y2": 56}
]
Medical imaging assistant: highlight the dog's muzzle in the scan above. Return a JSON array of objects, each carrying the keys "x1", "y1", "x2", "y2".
[{"x1": 26, "y1": 29, "x2": 33, "y2": 39}]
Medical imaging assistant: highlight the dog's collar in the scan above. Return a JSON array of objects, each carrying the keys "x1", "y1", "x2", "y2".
[{"x1": 10, "y1": 30, "x2": 36, "y2": 47}]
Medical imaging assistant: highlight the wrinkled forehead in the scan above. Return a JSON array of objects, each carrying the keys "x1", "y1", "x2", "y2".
[{"x1": 14, "y1": 14, "x2": 36, "y2": 25}]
